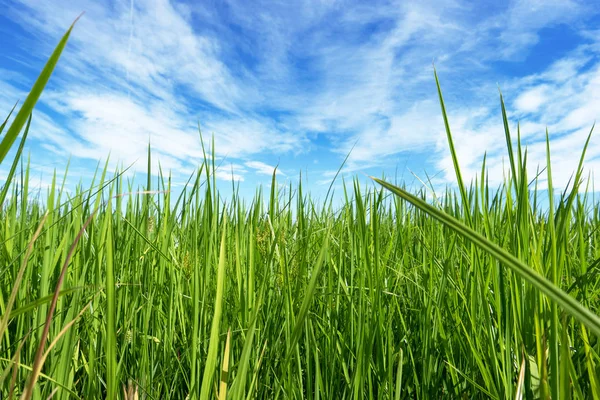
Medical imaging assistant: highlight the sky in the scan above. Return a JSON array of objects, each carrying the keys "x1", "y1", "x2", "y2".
[{"x1": 1, "y1": 0, "x2": 600, "y2": 204}]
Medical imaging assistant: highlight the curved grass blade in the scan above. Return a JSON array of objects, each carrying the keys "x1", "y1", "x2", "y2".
[
  {"x1": 0, "y1": 14, "x2": 82, "y2": 165},
  {"x1": 371, "y1": 176, "x2": 600, "y2": 337},
  {"x1": 433, "y1": 67, "x2": 471, "y2": 225},
  {"x1": 499, "y1": 89, "x2": 518, "y2": 193}
]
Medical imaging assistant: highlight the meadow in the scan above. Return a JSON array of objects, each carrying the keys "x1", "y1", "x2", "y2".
[{"x1": 1, "y1": 19, "x2": 600, "y2": 400}]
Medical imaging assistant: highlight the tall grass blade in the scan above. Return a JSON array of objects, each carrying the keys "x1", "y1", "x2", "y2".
[
  {"x1": 199, "y1": 215, "x2": 227, "y2": 400},
  {"x1": 0, "y1": 15, "x2": 81, "y2": 165}
]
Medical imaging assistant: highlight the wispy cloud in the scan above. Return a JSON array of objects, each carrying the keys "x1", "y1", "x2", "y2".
[
  {"x1": 2, "y1": 0, "x2": 308, "y2": 180},
  {"x1": 245, "y1": 161, "x2": 286, "y2": 176}
]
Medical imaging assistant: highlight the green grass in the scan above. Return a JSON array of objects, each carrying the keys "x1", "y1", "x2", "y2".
[{"x1": 1, "y1": 20, "x2": 600, "y2": 399}]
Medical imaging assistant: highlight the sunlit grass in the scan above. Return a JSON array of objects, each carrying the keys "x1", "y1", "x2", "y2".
[{"x1": 1, "y1": 18, "x2": 600, "y2": 400}]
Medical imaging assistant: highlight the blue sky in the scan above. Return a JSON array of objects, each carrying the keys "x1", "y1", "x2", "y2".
[{"x1": 1, "y1": 0, "x2": 600, "y2": 203}]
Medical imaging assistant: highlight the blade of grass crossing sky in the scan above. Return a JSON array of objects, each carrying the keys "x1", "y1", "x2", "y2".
[
  {"x1": 0, "y1": 15, "x2": 81, "y2": 165},
  {"x1": 324, "y1": 142, "x2": 355, "y2": 209},
  {"x1": 499, "y1": 90, "x2": 519, "y2": 194},
  {"x1": 433, "y1": 68, "x2": 471, "y2": 226}
]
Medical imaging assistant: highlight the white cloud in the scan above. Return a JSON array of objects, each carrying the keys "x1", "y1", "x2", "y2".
[
  {"x1": 3, "y1": 0, "x2": 305, "y2": 169},
  {"x1": 244, "y1": 161, "x2": 285, "y2": 176},
  {"x1": 515, "y1": 85, "x2": 549, "y2": 113}
]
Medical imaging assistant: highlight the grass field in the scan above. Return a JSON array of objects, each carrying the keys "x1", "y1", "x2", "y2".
[{"x1": 1, "y1": 19, "x2": 600, "y2": 400}]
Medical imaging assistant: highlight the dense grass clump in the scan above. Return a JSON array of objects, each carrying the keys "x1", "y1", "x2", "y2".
[{"x1": 2, "y1": 18, "x2": 600, "y2": 400}]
